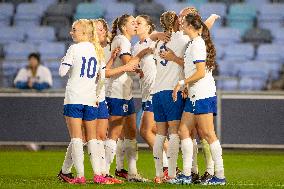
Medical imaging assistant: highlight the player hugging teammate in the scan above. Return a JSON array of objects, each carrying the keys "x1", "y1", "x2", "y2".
[{"x1": 57, "y1": 6, "x2": 225, "y2": 186}]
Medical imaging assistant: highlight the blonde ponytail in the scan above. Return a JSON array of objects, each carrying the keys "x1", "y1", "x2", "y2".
[{"x1": 91, "y1": 20, "x2": 105, "y2": 64}]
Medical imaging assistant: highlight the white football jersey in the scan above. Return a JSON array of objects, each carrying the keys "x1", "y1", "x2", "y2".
[
  {"x1": 184, "y1": 36, "x2": 216, "y2": 101},
  {"x1": 133, "y1": 38, "x2": 156, "y2": 102},
  {"x1": 61, "y1": 42, "x2": 103, "y2": 106},
  {"x1": 106, "y1": 35, "x2": 133, "y2": 100},
  {"x1": 14, "y1": 65, "x2": 53, "y2": 86},
  {"x1": 97, "y1": 44, "x2": 112, "y2": 103},
  {"x1": 153, "y1": 31, "x2": 188, "y2": 93}
]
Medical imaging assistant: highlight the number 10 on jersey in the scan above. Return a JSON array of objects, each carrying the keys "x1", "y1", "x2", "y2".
[{"x1": 80, "y1": 57, "x2": 97, "y2": 78}]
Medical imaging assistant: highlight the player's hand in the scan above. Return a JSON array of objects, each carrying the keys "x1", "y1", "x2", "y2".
[
  {"x1": 135, "y1": 68, "x2": 144, "y2": 78},
  {"x1": 172, "y1": 83, "x2": 181, "y2": 102},
  {"x1": 28, "y1": 79, "x2": 33, "y2": 88},
  {"x1": 111, "y1": 47, "x2": 121, "y2": 60},
  {"x1": 182, "y1": 87, "x2": 188, "y2": 99},
  {"x1": 157, "y1": 32, "x2": 171, "y2": 42},
  {"x1": 210, "y1": 14, "x2": 221, "y2": 20},
  {"x1": 159, "y1": 47, "x2": 175, "y2": 61},
  {"x1": 124, "y1": 58, "x2": 139, "y2": 72}
]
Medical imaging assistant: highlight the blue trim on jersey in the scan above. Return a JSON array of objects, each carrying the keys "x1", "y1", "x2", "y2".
[
  {"x1": 33, "y1": 82, "x2": 50, "y2": 90},
  {"x1": 62, "y1": 63, "x2": 72, "y2": 67},
  {"x1": 153, "y1": 90, "x2": 184, "y2": 122},
  {"x1": 105, "y1": 97, "x2": 135, "y2": 116},
  {"x1": 193, "y1": 60, "x2": 205, "y2": 64},
  {"x1": 15, "y1": 81, "x2": 28, "y2": 89},
  {"x1": 184, "y1": 96, "x2": 217, "y2": 116},
  {"x1": 63, "y1": 104, "x2": 98, "y2": 121},
  {"x1": 142, "y1": 100, "x2": 153, "y2": 112},
  {"x1": 97, "y1": 100, "x2": 109, "y2": 119},
  {"x1": 119, "y1": 52, "x2": 132, "y2": 58}
]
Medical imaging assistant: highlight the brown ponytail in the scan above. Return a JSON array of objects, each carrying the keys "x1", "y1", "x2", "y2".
[
  {"x1": 200, "y1": 22, "x2": 216, "y2": 71},
  {"x1": 184, "y1": 13, "x2": 216, "y2": 71},
  {"x1": 110, "y1": 17, "x2": 119, "y2": 46},
  {"x1": 160, "y1": 11, "x2": 178, "y2": 33}
]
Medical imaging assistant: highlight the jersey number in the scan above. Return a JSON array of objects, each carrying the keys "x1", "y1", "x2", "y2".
[
  {"x1": 80, "y1": 57, "x2": 97, "y2": 78},
  {"x1": 160, "y1": 44, "x2": 168, "y2": 66}
]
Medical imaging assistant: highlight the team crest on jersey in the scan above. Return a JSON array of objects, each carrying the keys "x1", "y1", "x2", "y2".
[{"x1": 123, "y1": 104, "x2": 128, "y2": 113}]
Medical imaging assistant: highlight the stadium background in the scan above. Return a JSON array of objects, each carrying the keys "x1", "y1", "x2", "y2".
[{"x1": 0, "y1": 0, "x2": 283, "y2": 188}]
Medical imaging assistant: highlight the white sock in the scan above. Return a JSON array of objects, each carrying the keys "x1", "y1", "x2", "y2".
[
  {"x1": 71, "y1": 138, "x2": 84, "y2": 177},
  {"x1": 191, "y1": 139, "x2": 199, "y2": 174},
  {"x1": 88, "y1": 139, "x2": 101, "y2": 175},
  {"x1": 201, "y1": 139, "x2": 214, "y2": 175},
  {"x1": 153, "y1": 134, "x2": 166, "y2": 177},
  {"x1": 104, "y1": 139, "x2": 117, "y2": 175},
  {"x1": 181, "y1": 138, "x2": 193, "y2": 176},
  {"x1": 162, "y1": 151, "x2": 168, "y2": 168},
  {"x1": 124, "y1": 139, "x2": 138, "y2": 175},
  {"x1": 167, "y1": 134, "x2": 180, "y2": 178},
  {"x1": 98, "y1": 140, "x2": 107, "y2": 175},
  {"x1": 210, "y1": 140, "x2": 225, "y2": 179},
  {"x1": 116, "y1": 138, "x2": 125, "y2": 171},
  {"x1": 61, "y1": 142, "x2": 73, "y2": 174}
]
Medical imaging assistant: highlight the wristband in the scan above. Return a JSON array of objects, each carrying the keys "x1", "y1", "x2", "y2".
[{"x1": 178, "y1": 80, "x2": 185, "y2": 86}]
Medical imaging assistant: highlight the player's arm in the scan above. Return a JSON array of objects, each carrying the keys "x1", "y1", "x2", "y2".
[
  {"x1": 106, "y1": 47, "x2": 120, "y2": 69},
  {"x1": 204, "y1": 14, "x2": 220, "y2": 30},
  {"x1": 149, "y1": 31, "x2": 171, "y2": 42},
  {"x1": 59, "y1": 45, "x2": 74, "y2": 77},
  {"x1": 172, "y1": 62, "x2": 205, "y2": 101},
  {"x1": 105, "y1": 59, "x2": 138, "y2": 78},
  {"x1": 159, "y1": 47, "x2": 184, "y2": 67}
]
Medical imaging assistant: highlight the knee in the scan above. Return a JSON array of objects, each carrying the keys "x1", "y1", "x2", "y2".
[
  {"x1": 202, "y1": 131, "x2": 216, "y2": 143},
  {"x1": 96, "y1": 133, "x2": 107, "y2": 141}
]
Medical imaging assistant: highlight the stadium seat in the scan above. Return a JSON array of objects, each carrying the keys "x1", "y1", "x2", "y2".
[
  {"x1": 243, "y1": 28, "x2": 272, "y2": 44},
  {"x1": 163, "y1": 2, "x2": 200, "y2": 13},
  {"x1": 45, "y1": 3, "x2": 74, "y2": 17},
  {"x1": 223, "y1": 44, "x2": 255, "y2": 61},
  {"x1": 218, "y1": 60, "x2": 241, "y2": 77},
  {"x1": 0, "y1": 3, "x2": 14, "y2": 26},
  {"x1": 14, "y1": 3, "x2": 46, "y2": 26},
  {"x1": 199, "y1": 3, "x2": 226, "y2": 27},
  {"x1": 33, "y1": 0, "x2": 58, "y2": 10},
  {"x1": 227, "y1": 3, "x2": 256, "y2": 35},
  {"x1": 0, "y1": 27, "x2": 25, "y2": 45},
  {"x1": 271, "y1": 28, "x2": 284, "y2": 44},
  {"x1": 26, "y1": 27, "x2": 56, "y2": 43},
  {"x1": 256, "y1": 44, "x2": 283, "y2": 63},
  {"x1": 44, "y1": 61, "x2": 59, "y2": 76},
  {"x1": 4, "y1": 42, "x2": 37, "y2": 60},
  {"x1": 212, "y1": 27, "x2": 241, "y2": 45},
  {"x1": 74, "y1": 2, "x2": 105, "y2": 20},
  {"x1": 43, "y1": 3, "x2": 73, "y2": 31},
  {"x1": 218, "y1": 79, "x2": 239, "y2": 91},
  {"x1": 239, "y1": 77, "x2": 265, "y2": 90},
  {"x1": 38, "y1": 42, "x2": 66, "y2": 60},
  {"x1": 258, "y1": 3, "x2": 284, "y2": 29},
  {"x1": 105, "y1": 2, "x2": 135, "y2": 23},
  {"x1": 238, "y1": 61, "x2": 270, "y2": 80},
  {"x1": 215, "y1": 43, "x2": 225, "y2": 60},
  {"x1": 58, "y1": 26, "x2": 72, "y2": 42}
]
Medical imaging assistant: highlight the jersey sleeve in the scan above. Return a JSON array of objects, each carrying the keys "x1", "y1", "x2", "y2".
[
  {"x1": 61, "y1": 45, "x2": 75, "y2": 67},
  {"x1": 192, "y1": 41, "x2": 206, "y2": 64},
  {"x1": 14, "y1": 68, "x2": 28, "y2": 84},
  {"x1": 119, "y1": 38, "x2": 132, "y2": 58}
]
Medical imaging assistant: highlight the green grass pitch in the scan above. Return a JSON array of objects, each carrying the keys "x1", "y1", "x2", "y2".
[{"x1": 0, "y1": 149, "x2": 283, "y2": 189}]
